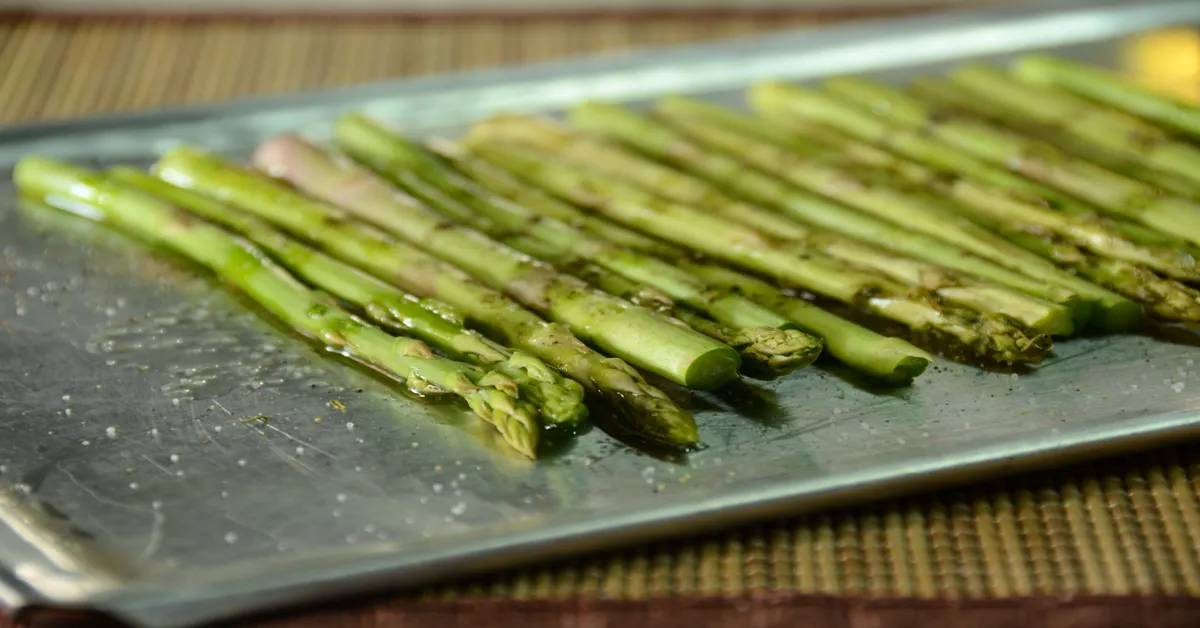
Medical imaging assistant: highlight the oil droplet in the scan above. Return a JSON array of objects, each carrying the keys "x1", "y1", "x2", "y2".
[
  {"x1": 346, "y1": 422, "x2": 355, "y2": 431},
  {"x1": 175, "y1": 470, "x2": 185, "y2": 477},
  {"x1": 333, "y1": 509, "x2": 342, "y2": 518},
  {"x1": 105, "y1": 426, "x2": 117, "y2": 439},
  {"x1": 450, "y1": 503, "x2": 466, "y2": 516},
  {"x1": 237, "y1": 459, "x2": 247, "y2": 467},
  {"x1": 63, "y1": 409, "x2": 72, "y2": 417},
  {"x1": 224, "y1": 532, "x2": 239, "y2": 544},
  {"x1": 411, "y1": 442, "x2": 419, "y2": 448},
  {"x1": 81, "y1": 440, "x2": 90, "y2": 446},
  {"x1": 129, "y1": 482, "x2": 139, "y2": 490},
  {"x1": 346, "y1": 535, "x2": 357, "y2": 543},
  {"x1": 169, "y1": 454, "x2": 180, "y2": 464},
  {"x1": 295, "y1": 446, "x2": 305, "y2": 455},
  {"x1": 61, "y1": 394, "x2": 71, "y2": 402},
  {"x1": 336, "y1": 493, "x2": 347, "y2": 503},
  {"x1": 364, "y1": 524, "x2": 376, "y2": 533},
  {"x1": 171, "y1": 398, "x2": 181, "y2": 407},
  {"x1": 432, "y1": 483, "x2": 443, "y2": 493},
  {"x1": 152, "y1": 500, "x2": 163, "y2": 510}
]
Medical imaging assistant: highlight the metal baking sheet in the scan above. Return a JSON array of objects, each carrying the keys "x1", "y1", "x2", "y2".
[{"x1": 3, "y1": 1, "x2": 1200, "y2": 626}]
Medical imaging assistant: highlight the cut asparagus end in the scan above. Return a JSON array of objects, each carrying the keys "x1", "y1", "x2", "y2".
[
  {"x1": 729, "y1": 326, "x2": 824, "y2": 378},
  {"x1": 683, "y1": 345, "x2": 744, "y2": 390},
  {"x1": 1092, "y1": 296, "x2": 1143, "y2": 333}
]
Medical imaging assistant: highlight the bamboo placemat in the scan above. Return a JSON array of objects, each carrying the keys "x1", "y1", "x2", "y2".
[{"x1": 5, "y1": 14, "x2": 1200, "y2": 624}]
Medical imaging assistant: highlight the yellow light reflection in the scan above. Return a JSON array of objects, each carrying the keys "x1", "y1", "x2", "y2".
[{"x1": 1121, "y1": 28, "x2": 1200, "y2": 103}]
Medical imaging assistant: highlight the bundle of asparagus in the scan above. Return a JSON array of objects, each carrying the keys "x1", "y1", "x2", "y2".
[{"x1": 15, "y1": 53, "x2": 1198, "y2": 461}]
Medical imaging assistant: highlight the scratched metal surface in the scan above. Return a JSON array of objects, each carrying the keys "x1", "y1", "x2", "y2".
[{"x1": 4, "y1": 2, "x2": 1200, "y2": 627}]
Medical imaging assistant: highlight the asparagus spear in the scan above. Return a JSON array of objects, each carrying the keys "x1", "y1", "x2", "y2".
[
  {"x1": 681, "y1": 262, "x2": 931, "y2": 383},
  {"x1": 427, "y1": 143, "x2": 822, "y2": 378},
  {"x1": 909, "y1": 75, "x2": 1200, "y2": 200},
  {"x1": 566, "y1": 258, "x2": 821, "y2": 377},
  {"x1": 1014, "y1": 54, "x2": 1200, "y2": 139},
  {"x1": 150, "y1": 149, "x2": 699, "y2": 448},
  {"x1": 469, "y1": 140, "x2": 1051, "y2": 365},
  {"x1": 258, "y1": 132, "x2": 819, "y2": 378},
  {"x1": 16, "y1": 157, "x2": 541, "y2": 458},
  {"x1": 426, "y1": 137, "x2": 686, "y2": 260},
  {"x1": 309, "y1": 125, "x2": 820, "y2": 377},
  {"x1": 571, "y1": 103, "x2": 1113, "y2": 332},
  {"x1": 750, "y1": 82, "x2": 1124, "y2": 219},
  {"x1": 471, "y1": 113, "x2": 1086, "y2": 332},
  {"x1": 999, "y1": 228, "x2": 1200, "y2": 322},
  {"x1": 660, "y1": 96, "x2": 1200, "y2": 283},
  {"x1": 111, "y1": 167, "x2": 589, "y2": 427},
  {"x1": 943, "y1": 66, "x2": 1200, "y2": 194},
  {"x1": 161, "y1": 145, "x2": 739, "y2": 392},
  {"x1": 731, "y1": 99, "x2": 1200, "y2": 325},
  {"x1": 752, "y1": 81, "x2": 1200, "y2": 260},
  {"x1": 817, "y1": 76, "x2": 1200, "y2": 247}
]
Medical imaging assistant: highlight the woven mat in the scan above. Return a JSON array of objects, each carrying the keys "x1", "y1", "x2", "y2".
[{"x1": 4, "y1": 14, "x2": 1200, "y2": 627}]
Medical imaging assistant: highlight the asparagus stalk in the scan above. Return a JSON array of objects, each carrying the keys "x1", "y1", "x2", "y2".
[
  {"x1": 570, "y1": 102, "x2": 1111, "y2": 333},
  {"x1": 426, "y1": 137, "x2": 686, "y2": 260},
  {"x1": 471, "y1": 113, "x2": 1085, "y2": 332},
  {"x1": 661, "y1": 96, "x2": 1200, "y2": 283},
  {"x1": 16, "y1": 157, "x2": 541, "y2": 458},
  {"x1": 908, "y1": 75, "x2": 1200, "y2": 200},
  {"x1": 151, "y1": 149, "x2": 699, "y2": 448},
  {"x1": 1014, "y1": 54, "x2": 1200, "y2": 139},
  {"x1": 943, "y1": 66, "x2": 1200, "y2": 194},
  {"x1": 565, "y1": 257, "x2": 821, "y2": 377},
  {"x1": 250, "y1": 133, "x2": 739, "y2": 390},
  {"x1": 752, "y1": 81, "x2": 1200, "y2": 260},
  {"x1": 328, "y1": 121, "x2": 801, "y2": 336},
  {"x1": 818, "y1": 76, "x2": 1200, "y2": 247},
  {"x1": 110, "y1": 167, "x2": 589, "y2": 427},
  {"x1": 999, "y1": 229, "x2": 1200, "y2": 322},
  {"x1": 425, "y1": 144, "x2": 822, "y2": 378},
  {"x1": 681, "y1": 262, "x2": 931, "y2": 383},
  {"x1": 469, "y1": 140, "x2": 1051, "y2": 365},
  {"x1": 308, "y1": 128, "x2": 820, "y2": 378},
  {"x1": 751, "y1": 82, "x2": 1126, "y2": 220},
  {"x1": 169, "y1": 146, "x2": 739, "y2": 393},
  {"x1": 748, "y1": 107, "x2": 1200, "y2": 325}
]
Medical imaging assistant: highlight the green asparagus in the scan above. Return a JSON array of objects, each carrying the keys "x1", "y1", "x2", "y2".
[
  {"x1": 816, "y1": 75, "x2": 1200, "y2": 247},
  {"x1": 150, "y1": 148, "x2": 700, "y2": 448},
  {"x1": 110, "y1": 166, "x2": 589, "y2": 427},
  {"x1": 165, "y1": 144, "x2": 740, "y2": 392},
  {"x1": 470, "y1": 113, "x2": 1086, "y2": 333},
  {"x1": 659, "y1": 95, "x2": 1200, "y2": 283},
  {"x1": 682, "y1": 262, "x2": 931, "y2": 383},
  {"x1": 908, "y1": 75, "x2": 1200, "y2": 199},
  {"x1": 426, "y1": 136, "x2": 687, "y2": 260},
  {"x1": 749, "y1": 81, "x2": 1200, "y2": 255},
  {"x1": 749, "y1": 82, "x2": 1134, "y2": 223},
  {"x1": 1014, "y1": 54, "x2": 1200, "y2": 139},
  {"x1": 469, "y1": 140, "x2": 1052, "y2": 365},
  {"x1": 254, "y1": 133, "x2": 739, "y2": 389},
  {"x1": 258, "y1": 131, "x2": 819, "y2": 378},
  {"x1": 944, "y1": 66, "x2": 1200, "y2": 194},
  {"x1": 16, "y1": 157, "x2": 541, "y2": 458},
  {"x1": 648, "y1": 100, "x2": 1130, "y2": 325}
]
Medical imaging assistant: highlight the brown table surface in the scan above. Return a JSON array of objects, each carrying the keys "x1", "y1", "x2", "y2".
[{"x1": 4, "y1": 12, "x2": 1200, "y2": 628}]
